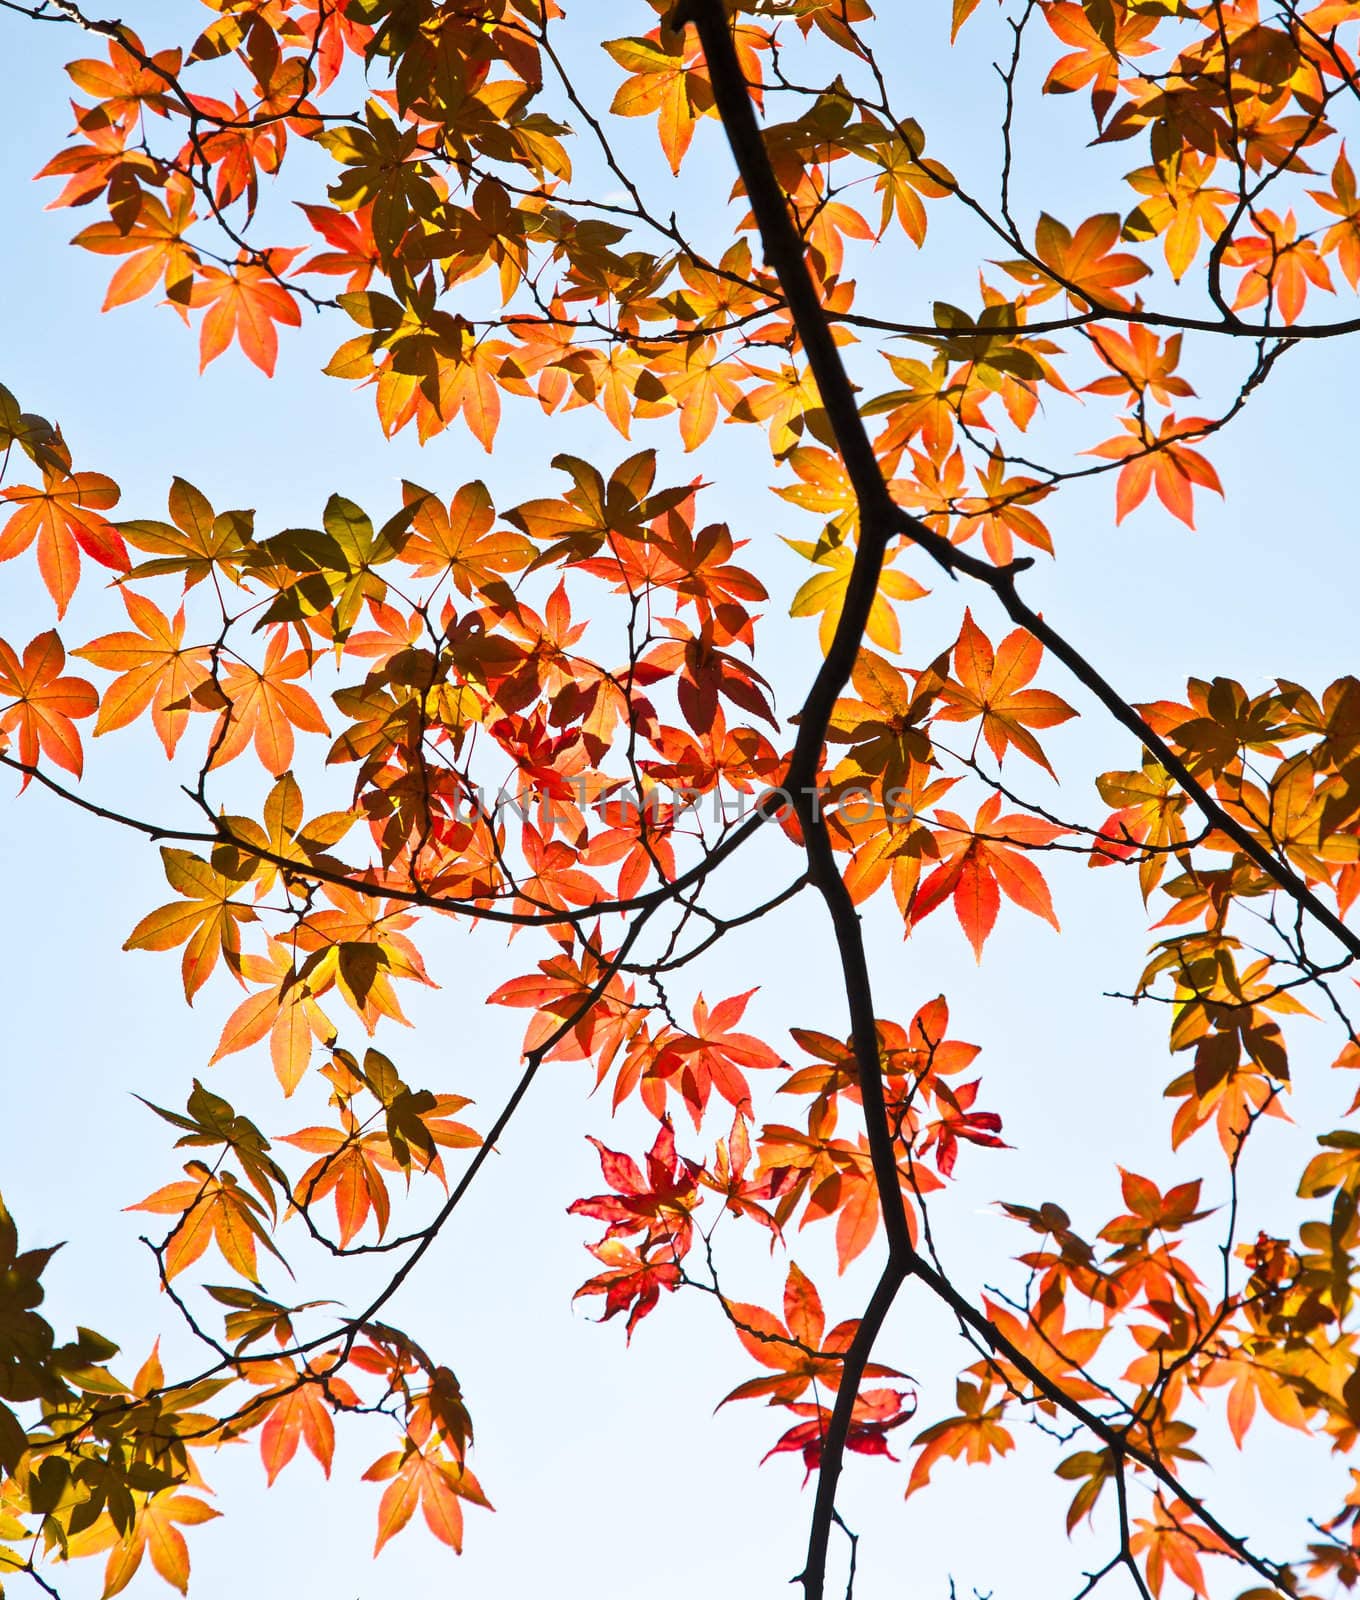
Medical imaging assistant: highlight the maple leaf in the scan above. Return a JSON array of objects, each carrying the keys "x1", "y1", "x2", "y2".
[
  {"x1": 118, "y1": 475, "x2": 254, "y2": 589},
  {"x1": 1001, "y1": 212, "x2": 1150, "y2": 308},
  {"x1": 506, "y1": 449, "x2": 685, "y2": 570},
  {"x1": 298, "y1": 201, "x2": 382, "y2": 290},
  {"x1": 1123, "y1": 154, "x2": 1233, "y2": 281},
  {"x1": 632, "y1": 336, "x2": 746, "y2": 451},
  {"x1": 71, "y1": 177, "x2": 198, "y2": 310},
  {"x1": 731, "y1": 360, "x2": 830, "y2": 458},
  {"x1": 210, "y1": 939, "x2": 335, "y2": 1095},
  {"x1": 1100, "y1": 1170, "x2": 1212, "y2": 1253},
  {"x1": 936, "y1": 609, "x2": 1075, "y2": 774},
  {"x1": 1311, "y1": 144, "x2": 1360, "y2": 290},
  {"x1": 954, "y1": 451, "x2": 1053, "y2": 566},
  {"x1": 422, "y1": 326, "x2": 516, "y2": 451},
  {"x1": 863, "y1": 119, "x2": 952, "y2": 244},
  {"x1": 281, "y1": 1120, "x2": 399, "y2": 1247},
  {"x1": 363, "y1": 1443, "x2": 491, "y2": 1555},
  {"x1": 1087, "y1": 415, "x2": 1223, "y2": 529},
  {"x1": 756, "y1": 1110, "x2": 889, "y2": 1270},
  {"x1": 572, "y1": 1238, "x2": 682, "y2": 1340},
  {"x1": 863, "y1": 351, "x2": 985, "y2": 458},
  {"x1": 331, "y1": 1045, "x2": 478, "y2": 1177},
  {"x1": 123, "y1": 846, "x2": 257, "y2": 1001},
  {"x1": 208, "y1": 630, "x2": 330, "y2": 775},
  {"x1": 799, "y1": 193, "x2": 876, "y2": 282},
  {"x1": 911, "y1": 794, "x2": 1066, "y2": 959},
  {"x1": 79, "y1": 1490, "x2": 221, "y2": 1597},
  {"x1": 1085, "y1": 323, "x2": 1194, "y2": 407},
  {"x1": 1041, "y1": 2, "x2": 1157, "y2": 124},
  {"x1": 246, "y1": 1360, "x2": 359, "y2": 1485},
  {"x1": 131, "y1": 1160, "x2": 284, "y2": 1283},
  {"x1": 303, "y1": 893, "x2": 429, "y2": 1019},
  {"x1": 218, "y1": 769, "x2": 357, "y2": 904},
  {"x1": 981, "y1": 1295, "x2": 1108, "y2": 1406},
  {"x1": 644, "y1": 512, "x2": 768, "y2": 646},
  {"x1": 603, "y1": 28, "x2": 714, "y2": 174},
  {"x1": 920, "y1": 1078, "x2": 1007, "y2": 1177},
  {"x1": 907, "y1": 1379, "x2": 1013, "y2": 1496},
  {"x1": 247, "y1": 492, "x2": 422, "y2": 643},
  {"x1": 0, "y1": 467, "x2": 127, "y2": 616},
  {"x1": 825, "y1": 647, "x2": 948, "y2": 794},
  {"x1": 75, "y1": 589, "x2": 209, "y2": 755},
  {"x1": 568, "y1": 1117, "x2": 701, "y2": 1258},
  {"x1": 0, "y1": 630, "x2": 98, "y2": 780},
  {"x1": 138, "y1": 1078, "x2": 288, "y2": 1218},
  {"x1": 650, "y1": 990, "x2": 783, "y2": 1123},
  {"x1": 1224, "y1": 209, "x2": 1334, "y2": 324},
  {"x1": 400, "y1": 478, "x2": 532, "y2": 598},
  {"x1": 762, "y1": 1387, "x2": 916, "y2": 1482},
  {"x1": 1197, "y1": 1344, "x2": 1309, "y2": 1447},
  {"x1": 1093, "y1": 758, "x2": 1189, "y2": 900},
  {"x1": 187, "y1": 92, "x2": 286, "y2": 216},
  {"x1": 191, "y1": 250, "x2": 304, "y2": 376},
  {"x1": 488, "y1": 945, "x2": 640, "y2": 1087},
  {"x1": 721, "y1": 1263, "x2": 903, "y2": 1406},
  {"x1": 1129, "y1": 1498, "x2": 1230, "y2": 1598},
  {"x1": 773, "y1": 447, "x2": 860, "y2": 537},
  {"x1": 34, "y1": 111, "x2": 162, "y2": 219},
  {"x1": 65, "y1": 30, "x2": 181, "y2": 128},
  {"x1": 703, "y1": 1111, "x2": 784, "y2": 1238}
]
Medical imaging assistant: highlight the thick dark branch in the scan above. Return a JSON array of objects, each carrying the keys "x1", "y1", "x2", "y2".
[
  {"x1": 678, "y1": 5, "x2": 1303, "y2": 1597},
  {"x1": 796, "y1": 1258, "x2": 908, "y2": 1595}
]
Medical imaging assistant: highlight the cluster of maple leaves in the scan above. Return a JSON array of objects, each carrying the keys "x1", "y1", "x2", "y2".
[{"x1": 3, "y1": 0, "x2": 1360, "y2": 1597}]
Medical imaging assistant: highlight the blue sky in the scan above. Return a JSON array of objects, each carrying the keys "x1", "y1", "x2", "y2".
[{"x1": 0, "y1": 5, "x2": 1356, "y2": 1598}]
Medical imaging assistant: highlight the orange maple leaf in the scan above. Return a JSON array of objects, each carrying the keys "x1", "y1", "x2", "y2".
[
  {"x1": 123, "y1": 845, "x2": 258, "y2": 1001},
  {"x1": 1003, "y1": 212, "x2": 1151, "y2": 308},
  {"x1": 399, "y1": 478, "x2": 532, "y2": 597},
  {"x1": 75, "y1": 589, "x2": 209, "y2": 755},
  {"x1": 911, "y1": 793, "x2": 1065, "y2": 959},
  {"x1": 0, "y1": 468, "x2": 126, "y2": 616},
  {"x1": 71, "y1": 177, "x2": 198, "y2": 310},
  {"x1": 191, "y1": 250, "x2": 304, "y2": 376},
  {"x1": 281, "y1": 1121, "x2": 399, "y2": 1247},
  {"x1": 131, "y1": 1159, "x2": 283, "y2": 1283},
  {"x1": 1085, "y1": 323, "x2": 1195, "y2": 407},
  {"x1": 78, "y1": 1490, "x2": 220, "y2": 1597},
  {"x1": 1224, "y1": 208, "x2": 1335, "y2": 324},
  {"x1": 1124, "y1": 154, "x2": 1233, "y2": 281},
  {"x1": 65, "y1": 31, "x2": 181, "y2": 129},
  {"x1": 298, "y1": 202, "x2": 383, "y2": 290},
  {"x1": 210, "y1": 939, "x2": 335, "y2": 1096},
  {"x1": 1311, "y1": 144, "x2": 1360, "y2": 290},
  {"x1": 907, "y1": 1379, "x2": 1014, "y2": 1496},
  {"x1": 651, "y1": 990, "x2": 784, "y2": 1123},
  {"x1": 0, "y1": 629, "x2": 98, "y2": 780},
  {"x1": 721, "y1": 1262, "x2": 903, "y2": 1407},
  {"x1": 247, "y1": 1359, "x2": 360, "y2": 1485},
  {"x1": 209, "y1": 630, "x2": 330, "y2": 775},
  {"x1": 1087, "y1": 415, "x2": 1223, "y2": 529},
  {"x1": 363, "y1": 1444, "x2": 492, "y2": 1555},
  {"x1": 1041, "y1": 2, "x2": 1157, "y2": 124},
  {"x1": 936, "y1": 608, "x2": 1076, "y2": 774},
  {"x1": 603, "y1": 29, "x2": 714, "y2": 174}
]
